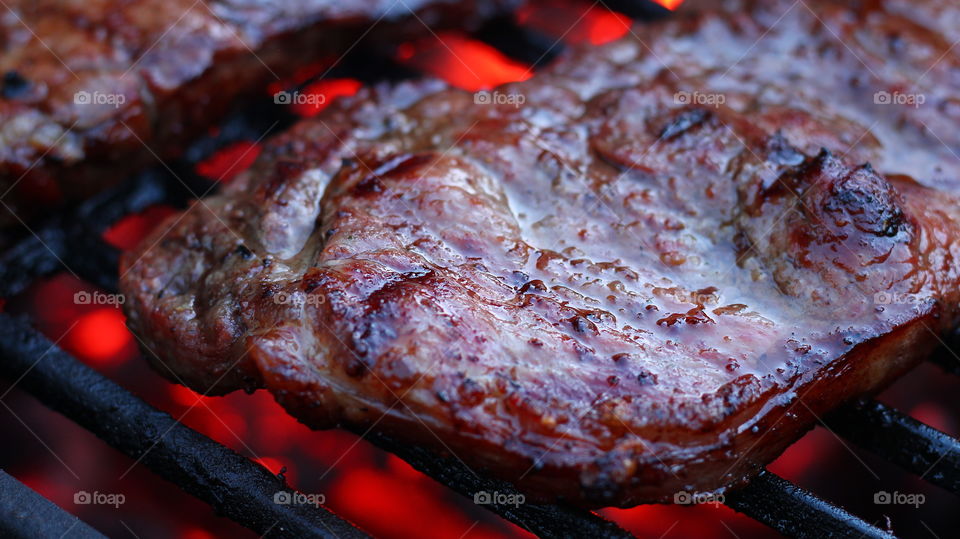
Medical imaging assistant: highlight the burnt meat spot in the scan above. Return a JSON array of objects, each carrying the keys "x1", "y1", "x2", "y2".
[
  {"x1": 2, "y1": 71, "x2": 30, "y2": 99},
  {"x1": 766, "y1": 132, "x2": 805, "y2": 167},
  {"x1": 234, "y1": 244, "x2": 253, "y2": 259},
  {"x1": 353, "y1": 153, "x2": 436, "y2": 197},
  {"x1": 659, "y1": 108, "x2": 712, "y2": 140},
  {"x1": 657, "y1": 307, "x2": 715, "y2": 327},
  {"x1": 568, "y1": 315, "x2": 599, "y2": 335},
  {"x1": 637, "y1": 370, "x2": 658, "y2": 385},
  {"x1": 519, "y1": 279, "x2": 548, "y2": 294}
]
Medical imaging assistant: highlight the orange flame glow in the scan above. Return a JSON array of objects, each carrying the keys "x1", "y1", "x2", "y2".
[
  {"x1": 657, "y1": 0, "x2": 685, "y2": 9},
  {"x1": 516, "y1": 1, "x2": 631, "y2": 45},
  {"x1": 62, "y1": 308, "x2": 132, "y2": 366},
  {"x1": 292, "y1": 78, "x2": 362, "y2": 117},
  {"x1": 195, "y1": 141, "x2": 262, "y2": 183},
  {"x1": 102, "y1": 205, "x2": 176, "y2": 251},
  {"x1": 397, "y1": 32, "x2": 532, "y2": 91}
]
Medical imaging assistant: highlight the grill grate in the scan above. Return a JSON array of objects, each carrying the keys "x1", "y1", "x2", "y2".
[
  {"x1": 0, "y1": 315, "x2": 365, "y2": 539},
  {"x1": 1, "y1": 2, "x2": 958, "y2": 537},
  {"x1": 826, "y1": 401, "x2": 960, "y2": 496},
  {"x1": 6, "y1": 307, "x2": 942, "y2": 539},
  {"x1": 0, "y1": 470, "x2": 105, "y2": 539},
  {"x1": 0, "y1": 313, "x2": 635, "y2": 538}
]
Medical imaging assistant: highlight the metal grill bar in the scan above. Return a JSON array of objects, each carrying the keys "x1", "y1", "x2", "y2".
[
  {"x1": 603, "y1": 0, "x2": 673, "y2": 20},
  {"x1": 928, "y1": 348, "x2": 960, "y2": 377},
  {"x1": 0, "y1": 470, "x2": 106, "y2": 539},
  {"x1": 366, "y1": 433, "x2": 633, "y2": 539},
  {"x1": 0, "y1": 170, "x2": 193, "y2": 297},
  {"x1": 725, "y1": 470, "x2": 895, "y2": 539},
  {"x1": 826, "y1": 400, "x2": 960, "y2": 495},
  {"x1": 474, "y1": 15, "x2": 563, "y2": 66},
  {"x1": 0, "y1": 314, "x2": 367, "y2": 539},
  {"x1": 0, "y1": 314, "x2": 633, "y2": 538}
]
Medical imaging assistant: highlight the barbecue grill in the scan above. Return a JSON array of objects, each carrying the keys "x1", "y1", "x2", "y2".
[{"x1": 1, "y1": 1, "x2": 958, "y2": 537}]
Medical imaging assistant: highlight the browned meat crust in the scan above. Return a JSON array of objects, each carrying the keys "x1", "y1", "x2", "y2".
[
  {"x1": 121, "y1": 0, "x2": 960, "y2": 506},
  {"x1": 0, "y1": 0, "x2": 514, "y2": 224}
]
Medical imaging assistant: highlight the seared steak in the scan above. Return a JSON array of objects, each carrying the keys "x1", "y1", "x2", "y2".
[
  {"x1": 121, "y1": 0, "x2": 960, "y2": 506},
  {"x1": 0, "y1": 0, "x2": 514, "y2": 225}
]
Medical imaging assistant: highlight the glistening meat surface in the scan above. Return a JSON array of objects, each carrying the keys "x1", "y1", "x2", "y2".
[
  {"x1": 0, "y1": 0, "x2": 513, "y2": 226},
  {"x1": 121, "y1": 0, "x2": 960, "y2": 506}
]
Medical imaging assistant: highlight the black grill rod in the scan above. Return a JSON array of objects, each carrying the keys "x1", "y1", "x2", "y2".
[
  {"x1": 825, "y1": 400, "x2": 960, "y2": 496},
  {"x1": 725, "y1": 469, "x2": 895, "y2": 539},
  {"x1": 0, "y1": 314, "x2": 367, "y2": 539},
  {"x1": 473, "y1": 1, "x2": 674, "y2": 68},
  {"x1": 473, "y1": 14, "x2": 563, "y2": 67},
  {"x1": 0, "y1": 470, "x2": 106, "y2": 539},
  {"x1": 0, "y1": 313, "x2": 631, "y2": 539},
  {"x1": 366, "y1": 433, "x2": 635, "y2": 539},
  {"x1": 928, "y1": 350, "x2": 960, "y2": 376},
  {"x1": 0, "y1": 170, "x2": 190, "y2": 298},
  {"x1": 601, "y1": 0, "x2": 674, "y2": 21}
]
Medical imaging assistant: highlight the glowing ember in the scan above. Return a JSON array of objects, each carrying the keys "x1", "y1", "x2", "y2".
[
  {"x1": 195, "y1": 141, "x2": 262, "y2": 183},
  {"x1": 397, "y1": 32, "x2": 531, "y2": 91},
  {"x1": 329, "y1": 468, "x2": 524, "y2": 539},
  {"x1": 180, "y1": 529, "x2": 216, "y2": 539},
  {"x1": 657, "y1": 0, "x2": 685, "y2": 9},
  {"x1": 169, "y1": 384, "x2": 211, "y2": 407},
  {"x1": 291, "y1": 78, "x2": 363, "y2": 117},
  {"x1": 516, "y1": 1, "x2": 631, "y2": 45},
  {"x1": 604, "y1": 502, "x2": 768, "y2": 538},
  {"x1": 62, "y1": 308, "x2": 133, "y2": 366},
  {"x1": 255, "y1": 456, "x2": 285, "y2": 476},
  {"x1": 102, "y1": 205, "x2": 177, "y2": 251},
  {"x1": 768, "y1": 428, "x2": 836, "y2": 482},
  {"x1": 585, "y1": 10, "x2": 632, "y2": 45},
  {"x1": 267, "y1": 59, "x2": 336, "y2": 97}
]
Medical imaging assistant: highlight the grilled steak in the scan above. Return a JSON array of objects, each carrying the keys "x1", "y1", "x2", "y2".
[
  {"x1": 0, "y1": 0, "x2": 514, "y2": 226},
  {"x1": 121, "y1": 0, "x2": 960, "y2": 506}
]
